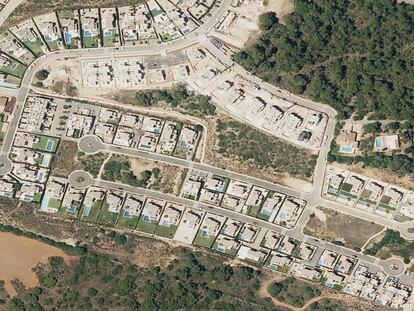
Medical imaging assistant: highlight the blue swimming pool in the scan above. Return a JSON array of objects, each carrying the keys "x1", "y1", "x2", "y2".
[
  {"x1": 123, "y1": 210, "x2": 131, "y2": 218},
  {"x1": 67, "y1": 205, "x2": 77, "y2": 213},
  {"x1": 375, "y1": 137, "x2": 383, "y2": 148},
  {"x1": 340, "y1": 145, "x2": 353, "y2": 153},
  {"x1": 64, "y1": 32, "x2": 71, "y2": 44},
  {"x1": 46, "y1": 139, "x2": 54, "y2": 151},
  {"x1": 82, "y1": 206, "x2": 90, "y2": 217},
  {"x1": 40, "y1": 193, "x2": 50, "y2": 212}
]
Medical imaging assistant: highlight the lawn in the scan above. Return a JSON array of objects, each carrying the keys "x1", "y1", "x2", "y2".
[
  {"x1": 32, "y1": 193, "x2": 43, "y2": 203},
  {"x1": 256, "y1": 209, "x2": 271, "y2": 221},
  {"x1": 82, "y1": 36, "x2": 99, "y2": 48},
  {"x1": 66, "y1": 37, "x2": 79, "y2": 49},
  {"x1": 102, "y1": 30, "x2": 117, "y2": 47},
  {"x1": 136, "y1": 217, "x2": 158, "y2": 234},
  {"x1": 32, "y1": 136, "x2": 59, "y2": 153},
  {"x1": 59, "y1": 203, "x2": 81, "y2": 218},
  {"x1": 98, "y1": 203, "x2": 119, "y2": 226},
  {"x1": 340, "y1": 183, "x2": 352, "y2": 193},
  {"x1": 246, "y1": 205, "x2": 260, "y2": 217},
  {"x1": 155, "y1": 224, "x2": 178, "y2": 238},
  {"x1": 46, "y1": 40, "x2": 59, "y2": 51},
  {"x1": 0, "y1": 60, "x2": 27, "y2": 77},
  {"x1": 22, "y1": 39, "x2": 44, "y2": 56},
  {"x1": 48, "y1": 198, "x2": 62, "y2": 209},
  {"x1": 212, "y1": 241, "x2": 238, "y2": 257},
  {"x1": 80, "y1": 200, "x2": 103, "y2": 222},
  {"x1": 160, "y1": 33, "x2": 172, "y2": 42},
  {"x1": 116, "y1": 211, "x2": 139, "y2": 229},
  {"x1": 3, "y1": 75, "x2": 22, "y2": 87},
  {"x1": 193, "y1": 231, "x2": 217, "y2": 248}
]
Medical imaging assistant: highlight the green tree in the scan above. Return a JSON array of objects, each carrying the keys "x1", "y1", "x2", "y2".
[{"x1": 259, "y1": 12, "x2": 278, "y2": 31}]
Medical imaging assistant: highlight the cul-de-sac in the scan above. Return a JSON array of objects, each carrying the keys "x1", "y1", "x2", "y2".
[{"x1": 0, "y1": 0, "x2": 413, "y2": 310}]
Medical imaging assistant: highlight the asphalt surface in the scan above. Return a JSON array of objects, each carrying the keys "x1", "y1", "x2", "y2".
[{"x1": 0, "y1": 0, "x2": 412, "y2": 278}]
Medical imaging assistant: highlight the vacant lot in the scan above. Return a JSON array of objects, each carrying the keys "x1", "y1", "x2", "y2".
[
  {"x1": 51, "y1": 141, "x2": 108, "y2": 178},
  {"x1": 364, "y1": 229, "x2": 414, "y2": 262},
  {"x1": 102, "y1": 155, "x2": 186, "y2": 195},
  {"x1": 213, "y1": 119, "x2": 317, "y2": 179},
  {"x1": 50, "y1": 140, "x2": 79, "y2": 177},
  {"x1": 130, "y1": 157, "x2": 186, "y2": 195},
  {"x1": 0, "y1": 232, "x2": 72, "y2": 296},
  {"x1": 304, "y1": 207, "x2": 384, "y2": 251}
]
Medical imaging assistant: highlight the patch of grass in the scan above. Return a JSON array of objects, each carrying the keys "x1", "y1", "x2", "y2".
[
  {"x1": 98, "y1": 204, "x2": 119, "y2": 226},
  {"x1": 32, "y1": 136, "x2": 59, "y2": 152},
  {"x1": 193, "y1": 230, "x2": 217, "y2": 248},
  {"x1": 116, "y1": 213, "x2": 139, "y2": 229},
  {"x1": 0, "y1": 60, "x2": 27, "y2": 77},
  {"x1": 82, "y1": 35, "x2": 99, "y2": 48},
  {"x1": 155, "y1": 224, "x2": 178, "y2": 238},
  {"x1": 80, "y1": 200, "x2": 103, "y2": 222},
  {"x1": 136, "y1": 217, "x2": 158, "y2": 234}
]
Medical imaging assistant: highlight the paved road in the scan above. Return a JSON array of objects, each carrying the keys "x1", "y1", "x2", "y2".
[
  {"x1": 0, "y1": 0, "x2": 412, "y2": 278},
  {"x1": 94, "y1": 175, "x2": 406, "y2": 276},
  {"x1": 0, "y1": 0, "x2": 25, "y2": 28}
]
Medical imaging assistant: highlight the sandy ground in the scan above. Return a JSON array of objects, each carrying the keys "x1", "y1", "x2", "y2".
[
  {"x1": 304, "y1": 207, "x2": 384, "y2": 250},
  {"x1": 266, "y1": 0, "x2": 294, "y2": 20},
  {"x1": 335, "y1": 162, "x2": 414, "y2": 191},
  {"x1": 0, "y1": 232, "x2": 73, "y2": 296}
]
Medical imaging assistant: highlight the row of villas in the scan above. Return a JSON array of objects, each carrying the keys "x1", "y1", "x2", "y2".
[
  {"x1": 324, "y1": 165, "x2": 414, "y2": 221},
  {"x1": 186, "y1": 46, "x2": 328, "y2": 151},
  {"x1": 18, "y1": 96, "x2": 202, "y2": 161},
  {"x1": 0, "y1": 0, "x2": 217, "y2": 87},
  {"x1": 0, "y1": 171, "x2": 411, "y2": 309},
  {"x1": 0, "y1": 93, "x2": 203, "y2": 201},
  {"x1": 181, "y1": 169, "x2": 306, "y2": 229}
]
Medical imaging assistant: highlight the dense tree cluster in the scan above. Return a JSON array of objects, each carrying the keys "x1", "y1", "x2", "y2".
[
  {"x1": 5, "y1": 248, "x2": 282, "y2": 311},
  {"x1": 235, "y1": 0, "x2": 414, "y2": 120},
  {"x1": 134, "y1": 87, "x2": 216, "y2": 116},
  {"x1": 102, "y1": 160, "x2": 155, "y2": 188}
]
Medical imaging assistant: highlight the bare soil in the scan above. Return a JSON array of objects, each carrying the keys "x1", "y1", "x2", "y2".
[
  {"x1": 304, "y1": 206, "x2": 384, "y2": 250},
  {"x1": 0, "y1": 232, "x2": 74, "y2": 296},
  {"x1": 258, "y1": 271, "x2": 392, "y2": 311},
  {"x1": 129, "y1": 157, "x2": 186, "y2": 195},
  {"x1": 50, "y1": 140, "x2": 79, "y2": 177}
]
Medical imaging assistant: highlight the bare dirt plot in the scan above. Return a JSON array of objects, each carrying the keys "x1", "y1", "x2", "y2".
[
  {"x1": 266, "y1": 0, "x2": 294, "y2": 20},
  {"x1": 50, "y1": 140, "x2": 79, "y2": 177},
  {"x1": 0, "y1": 232, "x2": 74, "y2": 296},
  {"x1": 129, "y1": 157, "x2": 186, "y2": 196},
  {"x1": 51, "y1": 141, "x2": 108, "y2": 178},
  {"x1": 304, "y1": 206, "x2": 384, "y2": 251}
]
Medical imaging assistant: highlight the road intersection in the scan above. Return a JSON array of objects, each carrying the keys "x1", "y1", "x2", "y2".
[{"x1": 0, "y1": 0, "x2": 413, "y2": 284}]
